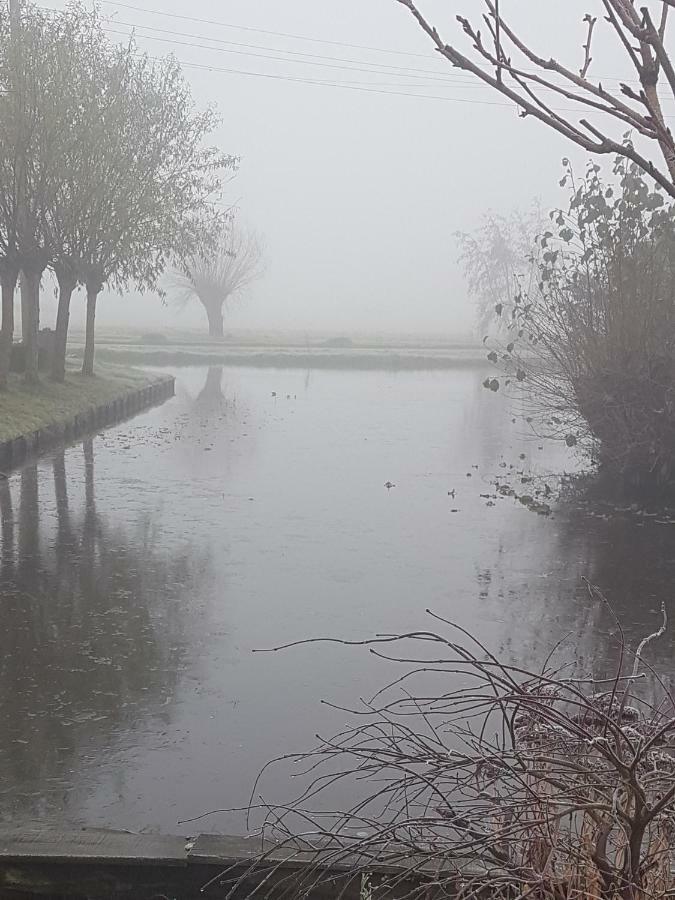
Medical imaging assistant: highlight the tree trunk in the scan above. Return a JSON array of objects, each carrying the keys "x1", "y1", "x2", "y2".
[
  {"x1": 51, "y1": 276, "x2": 75, "y2": 383},
  {"x1": 20, "y1": 275, "x2": 28, "y2": 347},
  {"x1": 21, "y1": 267, "x2": 41, "y2": 385},
  {"x1": 82, "y1": 284, "x2": 98, "y2": 376},
  {"x1": 0, "y1": 269, "x2": 17, "y2": 391},
  {"x1": 203, "y1": 298, "x2": 224, "y2": 338}
]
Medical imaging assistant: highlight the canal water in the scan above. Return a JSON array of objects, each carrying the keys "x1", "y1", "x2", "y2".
[{"x1": 0, "y1": 365, "x2": 674, "y2": 834}]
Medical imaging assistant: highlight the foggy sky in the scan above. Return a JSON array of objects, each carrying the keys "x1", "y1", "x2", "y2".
[{"x1": 38, "y1": 0, "x2": 665, "y2": 336}]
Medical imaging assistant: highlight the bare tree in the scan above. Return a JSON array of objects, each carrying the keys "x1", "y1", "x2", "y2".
[
  {"x1": 394, "y1": 1, "x2": 675, "y2": 197},
  {"x1": 169, "y1": 220, "x2": 264, "y2": 338}
]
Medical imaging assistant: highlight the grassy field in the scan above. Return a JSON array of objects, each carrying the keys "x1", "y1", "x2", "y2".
[{"x1": 0, "y1": 364, "x2": 154, "y2": 445}]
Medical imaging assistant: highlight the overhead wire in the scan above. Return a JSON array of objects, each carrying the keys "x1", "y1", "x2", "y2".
[
  {"x1": 101, "y1": 25, "x2": 675, "y2": 115},
  {"x1": 98, "y1": 0, "x2": 673, "y2": 89},
  {"x1": 102, "y1": 26, "x2": 487, "y2": 85},
  {"x1": 36, "y1": 0, "x2": 675, "y2": 112},
  {"x1": 136, "y1": 53, "x2": 530, "y2": 105},
  {"x1": 107, "y1": 18, "x2": 485, "y2": 86},
  {"x1": 99, "y1": 0, "x2": 441, "y2": 61}
]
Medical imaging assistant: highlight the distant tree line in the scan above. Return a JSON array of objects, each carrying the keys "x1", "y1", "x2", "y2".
[{"x1": 0, "y1": 2, "x2": 236, "y2": 388}]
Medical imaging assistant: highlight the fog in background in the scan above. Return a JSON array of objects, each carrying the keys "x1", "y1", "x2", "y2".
[{"x1": 38, "y1": 0, "x2": 645, "y2": 337}]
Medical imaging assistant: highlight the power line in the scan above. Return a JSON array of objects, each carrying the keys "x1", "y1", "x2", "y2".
[
  {"x1": 103, "y1": 25, "x2": 675, "y2": 112},
  {"x1": 98, "y1": 0, "x2": 670, "y2": 91},
  {"x1": 137, "y1": 51, "x2": 636, "y2": 114},
  {"x1": 150, "y1": 54, "x2": 526, "y2": 105},
  {"x1": 36, "y1": 1, "x2": 675, "y2": 112},
  {"x1": 100, "y1": 0, "x2": 438, "y2": 62},
  {"x1": 109, "y1": 18, "x2": 483, "y2": 86},
  {"x1": 103, "y1": 27, "x2": 486, "y2": 86}
]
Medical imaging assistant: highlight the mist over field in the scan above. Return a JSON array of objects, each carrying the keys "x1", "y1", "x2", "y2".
[{"x1": 35, "y1": 0, "x2": 615, "y2": 339}]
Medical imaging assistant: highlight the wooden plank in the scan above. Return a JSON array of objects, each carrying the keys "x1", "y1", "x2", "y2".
[{"x1": 0, "y1": 828, "x2": 187, "y2": 867}]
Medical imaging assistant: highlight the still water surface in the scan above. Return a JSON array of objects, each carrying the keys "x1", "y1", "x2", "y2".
[{"x1": 0, "y1": 365, "x2": 674, "y2": 833}]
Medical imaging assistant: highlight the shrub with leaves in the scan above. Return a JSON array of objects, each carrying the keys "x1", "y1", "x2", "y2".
[{"x1": 489, "y1": 151, "x2": 675, "y2": 494}]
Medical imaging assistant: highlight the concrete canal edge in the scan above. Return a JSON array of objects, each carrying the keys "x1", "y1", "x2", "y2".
[
  {"x1": 0, "y1": 827, "x2": 478, "y2": 899},
  {"x1": 0, "y1": 374, "x2": 175, "y2": 472}
]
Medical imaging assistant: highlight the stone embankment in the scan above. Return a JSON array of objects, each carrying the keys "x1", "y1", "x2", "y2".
[{"x1": 0, "y1": 374, "x2": 174, "y2": 471}]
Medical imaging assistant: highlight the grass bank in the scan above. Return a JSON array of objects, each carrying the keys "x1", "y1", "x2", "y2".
[
  {"x1": 87, "y1": 345, "x2": 488, "y2": 370},
  {"x1": 0, "y1": 364, "x2": 155, "y2": 445}
]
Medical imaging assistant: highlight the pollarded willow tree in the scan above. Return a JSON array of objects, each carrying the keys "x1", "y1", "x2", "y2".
[
  {"x1": 394, "y1": 1, "x2": 675, "y2": 196},
  {"x1": 169, "y1": 220, "x2": 264, "y2": 338}
]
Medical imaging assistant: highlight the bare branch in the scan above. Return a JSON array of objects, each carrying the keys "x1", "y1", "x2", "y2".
[
  {"x1": 394, "y1": 0, "x2": 675, "y2": 197},
  {"x1": 239, "y1": 601, "x2": 675, "y2": 900},
  {"x1": 580, "y1": 14, "x2": 598, "y2": 79}
]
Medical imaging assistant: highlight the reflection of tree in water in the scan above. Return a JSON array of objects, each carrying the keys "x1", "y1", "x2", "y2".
[
  {"x1": 176, "y1": 366, "x2": 232, "y2": 417},
  {"x1": 478, "y1": 501, "x2": 675, "y2": 694},
  {"x1": 194, "y1": 365, "x2": 228, "y2": 412},
  {"x1": 0, "y1": 438, "x2": 212, "y2": 821},
  {"x1": 552, "y1": 508, "x2": 675, "y2": 675}
]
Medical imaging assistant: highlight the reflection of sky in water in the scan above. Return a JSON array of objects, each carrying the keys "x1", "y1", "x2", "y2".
[{"x1": 0, "y1": 365, "x2": 672, "y2": 834}]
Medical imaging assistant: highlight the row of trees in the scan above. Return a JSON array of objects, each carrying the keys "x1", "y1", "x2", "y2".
[{"x1": 0, "y1": 1, "x2": 235, "y2": 388}]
